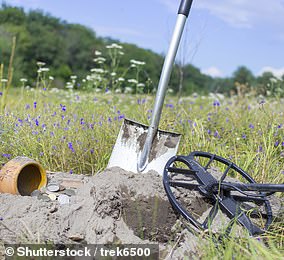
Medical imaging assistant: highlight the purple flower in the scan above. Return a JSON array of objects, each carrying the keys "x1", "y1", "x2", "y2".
[
  {"x1": 68, "y1": 142, "x2": 75, "y2": 153},
  {"x1": 25, "y1": 104, "x2": 30, "y2": 109},
  {"x1": 60, "y1": 104, "x2": 66, "y2": 112},
  {"x1": 0, "y1": 92, "x2": 2, "y2": 96},
  {"x1": 69, "y1": 170, "x2": 73, "y2": 174},
  {"x1": 166, "y1": 104, "x2": 174, "y2": 108},
  {"x1": 242, "y1": 134, "x2": 246, "y2": 139},
  {"x1": 274, "y1": 141, "x2": 279, "y2": 147},
  {"x1": 33, "y1": 102, "x2": 37, "y2": 109},
  {"x1": 213, "y1": 100, "x2": 220, "y2": 107},
  {"x1": 90, "y1": 148, "x2": 94, "y2": 154},
  {"x1": 2, "y1": 154, "x2": 11, "y2": 159},
  {"x1": 249, "y1": 124, "x2": 254, "y2": 129},
  {"x1": 35, "y1": 119, "x2": 39, "y2": 126}
]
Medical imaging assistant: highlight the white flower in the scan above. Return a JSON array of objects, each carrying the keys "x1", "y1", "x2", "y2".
[
  {"x1": 118, "y1": 77, "x2": 125, "y2": 82},
  {"x1": 41, "y1": 67, "x2": 49, "y2": 72},
  {"x1": 106, "y1": 43, "x2": 123, "y2": 49},
  {"x1": 49, "y1": 76, "x2": 54, "y2": 81},
  {"x1": 91, "y1": 68, "x2": 105, "y2": 74},
  {"x1": 124, "y1": 87, "x2": 132, "y2": 93},
  {"x1": 110, "y1": 72, "x2": 116, "y2": 77},
  {"x1": 70, "y1": 75, "x2": 77, "y2": 80},
  {"x1": 1, "y1": 79, "x2": 8, "y2": 83},
  {"x1": 36, "y1": 61, "x2": 46, "y2": 67},
  {"x1": 66, "y1": 82, "x2": 73, "y2": 89},
  {"x1": 137, "y1": 83, "x2": 145, "y2": 87},
  {"x1": 128, "y1": 79, "x2": 138, "y2": 84},
  {"x1": 20, "y1": 78, "x2": 27, "y2": 82},
  {"x1": 130, "y1": 59, "x2": 145, "y2": 66},
  {"x1": 94, "y1": 57, "x2": 106, "y2": 63},
  {"x1": 115, "y1": 88, "x2": 122, "y2": 93},
  {"x1": 118, "y1": 51, "x2": 124, "y2": 55},
  {"x1": 95, "y1": 50, "x2": 102, "y2": 56}
]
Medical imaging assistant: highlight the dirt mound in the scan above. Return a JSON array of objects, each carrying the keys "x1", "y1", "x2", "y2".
[{"x1": 0, "y1": 167, "x2": 283, "y2": 259}]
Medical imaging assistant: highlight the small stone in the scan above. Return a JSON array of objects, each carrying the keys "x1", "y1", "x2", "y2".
[
  {"x1": 64, "y1": 189, "x2": 76, "y2": 196},
  {"x1": 68, "y1": 233, "x2": 84, "y2": 241},
  {"x1": 47, "y1": 183, "x2": 60, "y2": 192},
  {"x1": 48, "y1": 193, "x2": 57, "y2": 201},
  {"x1": 58, "y1": 194, "x2": 70, "y2": 205},
  {"x1": 30, "y1": 190, "x2": 41, "y2": 197},
  {"x1": 38, "y1": 194, "x2": 51, "y2": 202}
]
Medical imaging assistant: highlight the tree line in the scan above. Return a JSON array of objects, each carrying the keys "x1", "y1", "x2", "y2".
[{"x1": 0, "y1": 4, "x2": 283, "y2": 96}]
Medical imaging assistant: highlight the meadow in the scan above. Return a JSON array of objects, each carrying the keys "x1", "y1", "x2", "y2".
[{"x1": 0, "y1": 81, "x2": 284, "y2": 258}]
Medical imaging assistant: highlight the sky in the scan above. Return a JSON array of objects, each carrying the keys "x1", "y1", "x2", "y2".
[{"x1": 2, "y1": 0, "x2": 284, "y2": 78}]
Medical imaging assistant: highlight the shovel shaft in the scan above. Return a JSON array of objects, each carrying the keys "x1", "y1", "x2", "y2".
[{"x1": 137, "y1": 13, "x2": 188, "y2": 172}]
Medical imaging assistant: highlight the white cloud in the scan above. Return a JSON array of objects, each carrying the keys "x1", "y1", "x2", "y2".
[
  {"x1": 158, "y1": 0, "x2": 284, "y2": 29},
  {"x1": 197, "y1": 0, "x2": 284, "y2": 28},
  {"x1": 202, "y1": 66, "x2": 223, "y2": 78},
  {"x1": 258, "y1": 66, "x2": 284, "y2": 79}
]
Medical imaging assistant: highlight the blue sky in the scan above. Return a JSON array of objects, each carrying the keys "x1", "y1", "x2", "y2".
[{"x1": 3, "y1": 0, "x2": 284, "y2": 78}]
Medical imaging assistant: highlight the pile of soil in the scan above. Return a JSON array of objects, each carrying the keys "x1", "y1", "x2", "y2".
[{"x1": 0, "y1": 167, "x2": 283, "y2": 259}]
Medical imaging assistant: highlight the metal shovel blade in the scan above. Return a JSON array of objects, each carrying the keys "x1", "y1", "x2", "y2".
[{"x1": 107, "y1": 118, "x2": 181, "y2": 175}]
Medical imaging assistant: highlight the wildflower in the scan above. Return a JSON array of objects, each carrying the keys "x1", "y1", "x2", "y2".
[
  {"x1": 213, "y1": 100, "x2": 220, "y2": 107},
  {"x1": 249, "y1": 123, "x2": 254, "y2": 129},
  {"x1": 0, "y1": 92, "x2": 2, "y2": 96},
  {"x1": 60, "y1": 104, "x2": 66, "y2": 112},
  {"x1": 68, "y1": 142, "x2": 75, "y2": 153},
  {"x1": 274, "y1": 141, "x2": 279, "y2": 147},
  {"x1": 33, "y1": 102, "x2": 37, "y2": 109},
  {"x1": 20, "y1": 78, "x2": 27, "y2": 83},
  {"x1": 95, "y1": 50, "x2": 102, "y2": 56},
  {"x1": 110, "y1": 72, "x2": 116, "y2": 77},
  {"x1": 242, "y1": 134, "x2": 246, "y2": 139},
  {"x1": 128, "y1": 79, "x2": 138, "y2": 84},
  {"x1": 90, "y1": 68, "x2": 105, "y2": 74},
  {"x1": 106, "y1": 43, "x2": 123, "y2": 49},
  {"x1": 41, "y1": 67, "x2": 49, "y2": 72},
  {"x1": 36, "y1": 61, "x2": 46, "y2": 67},
  {"x1": 1, "y1": 79, "x2": 8, "y2": 83},
  {"x1": 93, "y1": 57, "x2": 106, "y2": 63},
  {"x1": 2, "y1": 154, "x2": 11, "y2": 159},
  {"x1": 130, "y1": 59, "x2": 145, "y2": 66},
  {"x1": 118, "y1": 77, "x2": 125, "y2": 82},
  {"x1": 70, "y1": 75, "x2": 77, "y2": 80},
  {"x1": 49, "y1": 76, "x2": 54, "y2": 81}
]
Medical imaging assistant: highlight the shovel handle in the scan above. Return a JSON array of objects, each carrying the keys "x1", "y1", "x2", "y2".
[{"x1": 178, "y1": 0, "x2": 193, "y2": 17}]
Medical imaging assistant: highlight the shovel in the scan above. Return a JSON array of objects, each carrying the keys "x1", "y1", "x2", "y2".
[{"x1": 108, "y1": 0, "x2": 194, "y2": 174}]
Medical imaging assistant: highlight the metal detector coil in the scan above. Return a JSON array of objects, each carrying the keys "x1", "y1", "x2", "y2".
[{"x1": 163, "y1": 151, "x2": 284, "y2": 236}]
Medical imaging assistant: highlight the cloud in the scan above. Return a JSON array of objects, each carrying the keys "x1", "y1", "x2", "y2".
[
  {"x1": 258, "y1": 66, "x2": 284, "y2": 79},
  {"x1": 196, "y1": 0, "x2": 284, "y2": 28},
  {"x1": 202, "y1": 66, "x2": 224, "y2": 78},
  {"x1": 158, "y1": 0, "x2": 284, "y2": 29}
]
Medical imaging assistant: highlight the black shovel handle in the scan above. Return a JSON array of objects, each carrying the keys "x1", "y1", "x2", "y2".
[{"x1": 178, "y1": 0, "x2": 193, "y2": 17}]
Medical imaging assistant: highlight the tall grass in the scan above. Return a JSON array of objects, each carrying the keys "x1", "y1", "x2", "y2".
[{"x1": 1, "y1": 88, "x2": 284, "y2": 184}]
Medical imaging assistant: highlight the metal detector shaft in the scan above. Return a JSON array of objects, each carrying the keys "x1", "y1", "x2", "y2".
[
  {"x1": 221, "y1": 182, "x2": 284, "y2": 193},
  {"x1": 137, "y1": 0, "x2": 193, "y2": 172}
]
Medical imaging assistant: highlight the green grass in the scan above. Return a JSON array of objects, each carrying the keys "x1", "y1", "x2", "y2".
[{"x1": 0, "y1": 88, "x2": 284, "y2": 258}]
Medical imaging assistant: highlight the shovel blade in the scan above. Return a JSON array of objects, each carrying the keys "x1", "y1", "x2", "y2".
[{"x1": 107, "y1": 118, "x2": 181, "y2": 175}]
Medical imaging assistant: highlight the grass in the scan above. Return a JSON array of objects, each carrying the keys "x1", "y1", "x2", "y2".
[{"x1": 0, "y1": 87, "x2": 284, "y2": 258}]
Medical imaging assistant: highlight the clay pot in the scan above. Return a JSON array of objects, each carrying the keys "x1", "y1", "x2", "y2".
[{"x1": 0, "y1": 156, "x2": 47, "y2": 195}]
